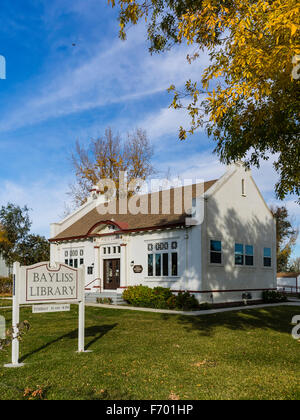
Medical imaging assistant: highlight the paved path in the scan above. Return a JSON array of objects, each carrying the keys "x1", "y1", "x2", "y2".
[
  {"x1": 2, "y1": 299, "x2": 299, "y2": 316},
  {"x1": 85, "y1": 301, "x2": 300, "y2": 317}
]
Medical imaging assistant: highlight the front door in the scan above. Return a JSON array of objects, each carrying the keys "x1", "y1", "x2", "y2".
[{"x1": 103, "y1": 259, "x2": 120, "y2": 290}]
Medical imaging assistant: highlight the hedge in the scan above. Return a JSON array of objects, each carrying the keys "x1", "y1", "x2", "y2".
[
  {"x1": 122, "y1": 285, "x2": 206, "y2": 311},
  {"x1": 262, "y1": 290, "x2": 288, "y2": 303}
]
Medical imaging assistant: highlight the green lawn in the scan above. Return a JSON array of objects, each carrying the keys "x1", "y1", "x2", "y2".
[
  {"x1": 0, "y1": 305, "x2": 299, "y2": 400},
  {"x1": 0, "y1": 299, "x2": 12, "y2": 307}
]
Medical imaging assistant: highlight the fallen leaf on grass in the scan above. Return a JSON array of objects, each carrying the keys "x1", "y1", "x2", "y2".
[
  {"x1": 169, "y1": 391, "x2": 180, "y2": 400},
  {"x1": 193, "y1": 360, "x2": 217, "y2": 368}
]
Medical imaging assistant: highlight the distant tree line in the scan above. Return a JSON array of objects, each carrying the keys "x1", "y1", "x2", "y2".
[
  {"x1": 271, "y1": 205, "x2": 299, "y2": 272},
  {"x1": 0, "y1": 203, "x2": 49, "y2": 271}
]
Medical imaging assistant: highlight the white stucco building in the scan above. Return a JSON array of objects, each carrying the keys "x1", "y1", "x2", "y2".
[{"x1": 49, "y1": 164, "x2": 277, "y2": 304}]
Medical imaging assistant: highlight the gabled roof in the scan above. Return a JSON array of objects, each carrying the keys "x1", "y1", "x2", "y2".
[{"x1": 51, "y1": 180, "x2": 217, "y2": 242}]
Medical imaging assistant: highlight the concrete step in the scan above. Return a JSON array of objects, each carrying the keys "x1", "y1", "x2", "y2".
[{"x1": 85, "y1": 292, "x2": 125, "y2": 305}]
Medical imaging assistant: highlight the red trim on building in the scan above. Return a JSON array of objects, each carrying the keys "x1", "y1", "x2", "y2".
[
  {"x1": 49, "y1": 222, "x2": 184, "y2": 243},
  {"x1": 87, "y1": 220, "x2": 129, "y2": 235},
  {"x1": 118, "y1": 286, "x2": 277, "y2": 293}
]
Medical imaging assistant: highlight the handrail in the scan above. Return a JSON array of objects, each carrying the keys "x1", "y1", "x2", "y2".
[{"x1": 85, "y1": 278, "x2": 101, "y2": 292}]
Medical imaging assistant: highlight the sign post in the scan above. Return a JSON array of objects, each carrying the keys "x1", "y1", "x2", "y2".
[
  {"x1": 10, "y1": 263, "x2": 22, "y2": 367},
  {"x1": 4, "y1": 261, "x2": 87, "y2": 368},
  {"x1": 78, "y1": 300, "x2": 85, "y2": 353}
]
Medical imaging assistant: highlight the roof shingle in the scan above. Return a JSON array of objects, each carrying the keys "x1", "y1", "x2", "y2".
[{"x1": 51, "y1": 180, "x2": 217, "y2": 241}]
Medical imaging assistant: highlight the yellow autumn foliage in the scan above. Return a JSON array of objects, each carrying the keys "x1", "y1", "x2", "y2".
[{"x1": 109, "y1": 0, "x2": 299, "y2": 128}]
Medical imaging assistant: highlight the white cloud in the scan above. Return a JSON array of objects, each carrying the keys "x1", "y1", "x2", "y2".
[
  {"x1": 0, "y1": 26, "x2": 209, "y2": 133},
  {"x1": 0, "y1": 177, "x2": 72, "y2": 237},
  {"x1": 156, "y1": 151, "x2": 226, "y2": 182},
  {"x1": 141, "y1": 102, "x2": 199, "y2": 140}
]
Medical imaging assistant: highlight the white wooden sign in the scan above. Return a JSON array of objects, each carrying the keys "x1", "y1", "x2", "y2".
[
  {"x1": 4, "y1": 262, "x2": 88, "y2": 368},
  {"x1": 19, "y1": 263, "x2": 82, "y2": 304},
  {"x1": 32, "y1": 304, "x2": 71, "y2": 314}
]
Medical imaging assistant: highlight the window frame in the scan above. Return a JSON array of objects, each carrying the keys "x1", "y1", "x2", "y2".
[
  {"x1": 209, "y1": 239, "x2": 223, "y2": 265},
  {"x1": 234, "y1": 243, "x2": 254, "y2": 267},
  {"x1": 148, "y1": 254, "x2": 154, "y2": 277},
  {"x1": 263, "y1": 247, "x2": 272, "y2": 268},
  {"x1": 162, "y1": 253, "x2": 169, "y2": 277},
  {"x1": 145, "y1": 239, "x2": 180, "y2": 279},
  {"x1": 171, "y1": 252, "x2": 178, "y2": 277},
  {"x1": 235, "y1": 243, "x2": 244, "y2": 266},
  {"x1": 245, "y1": 245, "x2": 254, "y2": 266}
]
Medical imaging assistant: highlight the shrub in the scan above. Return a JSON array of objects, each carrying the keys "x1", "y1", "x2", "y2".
[
  {"x1": 96, "y1": 297, "x2": 113, "y2": 305},
  {"x1": 262, "y1": 290, "x2": 288, "y2": 303},
  {"x1": 122, "y1": 286, "x2": 200, "y2": 310},
  {"x1": 123, "y1": 285, "x2": 155, "y2": 308},
  {"x1": 0, "y1": 276, "x2": 12, "y2": 295},
  {"x1": 174, "y1": 291, "x2": 200, "y2": 310},
  {"x1": 123, "y1": 285, "x2": 173, "y2": 309},
  {"x1": 152, "y1": 287, "x2": 173, "y2": 309},
  {"x1": 166, "y1": 295, "x2": 177, "y2": 310}
]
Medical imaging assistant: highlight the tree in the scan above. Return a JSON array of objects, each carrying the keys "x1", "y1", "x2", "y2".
[
  {"x1": 288, "y1": 257, "x2": 300, "y2": 273},
  {"x1": 270, "y1": 205, "x2": 299, "y2": 272},
  {"x1": 70, "y1": 127, "x2": 155, "y2": 206},
  {"x1": 0, "y1": 204, "x2": 50, "y2": 267},
  {"x1": 16, "y1": 234, "x2": 50, "y2": 266},
  {"x1": 0, "y1": 224, "x2": 10, "y2": 248},
  {"x1": 0, "y1": 204, "x2": 31, "y2": 267},
  {"x1": 109, "y1": 0, "x2": 300, "y2": 201}
]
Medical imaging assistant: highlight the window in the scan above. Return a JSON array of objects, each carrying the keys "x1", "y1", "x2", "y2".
[
  {"x1": 118, "y1": 246, "x2": 121, "y2": 254},
  {"x1": 155, "y1": 254, "x2": 161, "y2": 276},
  {"x1": 210, "y1": 240, "x2": 222, "y2": 264},
  {"x1": 74, "y1": 259, "x2": 78, "y2": 268},
  {"x1": 235, "y1": 244, "x2": 244, "y2": 265},
  {"x1": 65, "y1": 251, "x2": 68, "y2": 257},
  {"x1": 172, "y1": 253, "x2": 178, "y2": 276},
  {"x1": 235, "y1": 243, "x2": 254, "y2": 266},
  {"x1": 264, "y1": 248, "x2": 272, "y2": 267},
  {"x1": 107, "y1": 247, "x2": 111, "y2": 254},
  {"x1": 65, "y1": 259, "x2": 68, "y2": 265},
  {"x1": 69, "y1": 259, "x2": 73, "y2": 267},
  {"x1": 148, "y1": 254, "x2": 153, "y2": 276},
  {"x1": 147, "y1": 241, "x2": 178, "y2": 277},
  {"x1": 245, "y1": 245, "x2": 254, "y2": 266},
  {"x1": 163, "y1": 253, "x2": 169, "y2": 276},
  {"x1": 242, "y1": 179, "x2": 246, "y2": 196},
  {"x1": 80, "y1": 259, "x2": 84, "y2": 266},
  {"x1": 87, "y1": 266, "x2": 93, "y2": 275},
  {"x1": 103, "y1": 247, "x2": 106, "y2": 254}
]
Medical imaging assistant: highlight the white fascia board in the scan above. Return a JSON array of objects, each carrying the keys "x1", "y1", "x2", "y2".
[{"x1": 50, "y1": 199, "x2": 97, "y2": 238}]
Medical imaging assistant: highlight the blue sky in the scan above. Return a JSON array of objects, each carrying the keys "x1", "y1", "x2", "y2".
[{"x1": 0, "y1": 0, "x2": 299, "y2": 258}]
